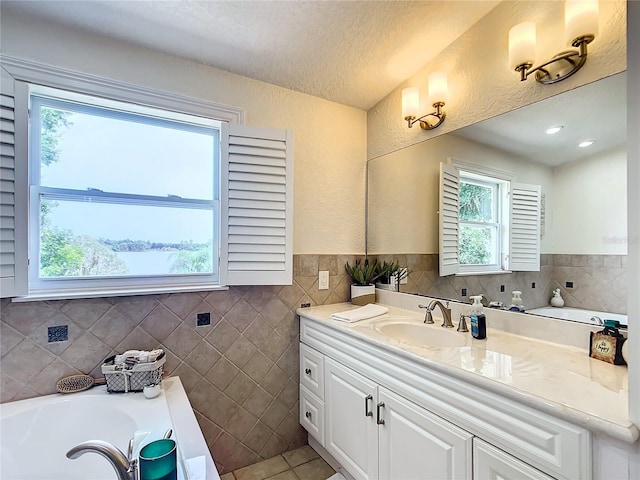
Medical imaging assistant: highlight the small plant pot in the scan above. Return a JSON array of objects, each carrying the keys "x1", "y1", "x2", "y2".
[{"x1": 351, "y1": 284, "x2": 375, "y2": 306}]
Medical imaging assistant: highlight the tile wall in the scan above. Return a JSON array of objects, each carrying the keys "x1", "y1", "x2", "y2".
[
  {"x1": 0, "y1": 252, "x2": 627, "y2": 473},
  {"x1": 0, "y1": 254, "x2": 358, "y2": 474},
  {"x1": 376, "y1": 254, "x2": 628, "y2": 314}
]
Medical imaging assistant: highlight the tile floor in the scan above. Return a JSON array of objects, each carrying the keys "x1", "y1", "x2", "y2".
[{"x1": 220, "y1": 445, "x2": 335, "y2": 480}]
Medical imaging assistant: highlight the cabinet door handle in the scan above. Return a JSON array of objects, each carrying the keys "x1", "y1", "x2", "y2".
[
  {"x1": 305, "y1": 368, "x2": 312, "y2": 375},
  {"x1": 305, "y1": 411, "x2": 312, "y2": 419},
  {"x1": 376, "y1": 402, "x2": 385, "y2": 425},
  {"x1": 364, "y1": 394, "x2": 373, "y2": 417}
]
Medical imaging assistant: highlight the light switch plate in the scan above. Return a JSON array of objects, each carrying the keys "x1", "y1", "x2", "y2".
[
  {"x1": 399, "y1": 267, "x2": 408, "y2": 284},
  {"x1": 318, "y1": 270, "x2": 329, "y2": 290}
]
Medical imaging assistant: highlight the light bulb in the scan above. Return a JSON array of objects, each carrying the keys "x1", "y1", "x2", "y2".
[
  {"x1": 565, "y1": 0, "x2": 599, "y2": 45},
  {"x1": 508, "y1": 22, "x2": 536, "y2": 70},
  {"x1": 402, "y1": 88, "x2": 419, "y2": 119},
  {"x1": 428, "y1": 71, "x2": 448, "y2": 105}
]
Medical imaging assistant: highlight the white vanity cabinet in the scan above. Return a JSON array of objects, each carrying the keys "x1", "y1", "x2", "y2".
[
  {"x1": 473, "y1": 439, "x2": 555, "y2": 480},
  {"x1": 323, "y1": 356, "x2": 473, "y2": 480},
  {"x1": 298, "y1": 313, "x2": 595, "y2": 480}
]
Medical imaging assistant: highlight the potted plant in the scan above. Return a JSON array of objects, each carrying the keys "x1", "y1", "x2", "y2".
[
  {"x1": 345, "y1": 259, "x2": 380, "y2": 305},
  {"x1": 375, "y1": 261, "x2": 409, "y2": 291}
]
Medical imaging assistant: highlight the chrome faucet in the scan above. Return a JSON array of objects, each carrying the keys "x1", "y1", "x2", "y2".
[
  {"x1": 590, "y1": 315, "x2": 604, "y2": 326},
  {"x1": 422, "y1": 300, "x2": 454, "y2": 328},
  {"x1": 67, "y1": 440, "x2": 137, "y2": 480}
]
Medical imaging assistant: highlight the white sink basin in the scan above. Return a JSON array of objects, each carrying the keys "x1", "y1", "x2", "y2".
[{"x1": 374, "y1": 320, "x2": 467, "y2": 348}]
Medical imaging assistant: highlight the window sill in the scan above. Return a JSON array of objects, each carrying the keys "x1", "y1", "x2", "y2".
[
  {"x1": 11, "y1": 284, "x2": 229, "y2": 303},
  {"x1": 455, "y1": 270, "x2": 512, "y2": 277}
]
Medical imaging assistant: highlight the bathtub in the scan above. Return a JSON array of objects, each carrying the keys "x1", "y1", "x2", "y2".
[
  {"x1": 0, "y1": 376, "x2": 218, "y2": 480},
  {"x1": 528, "y1": 306, "x2": 628, "y2": 326}
]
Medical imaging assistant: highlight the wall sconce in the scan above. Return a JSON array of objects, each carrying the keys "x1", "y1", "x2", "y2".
[
  {"x1": 402, "y1": 71, "x2": 448, "y2": 130},
  {"x1": 509, "y1": 0, "x2": 599, "y2": 84}
]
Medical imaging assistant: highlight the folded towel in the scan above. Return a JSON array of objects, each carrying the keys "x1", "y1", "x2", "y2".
[{"x1": 330, "y1": 304, "x2": 389, "y2": 323}]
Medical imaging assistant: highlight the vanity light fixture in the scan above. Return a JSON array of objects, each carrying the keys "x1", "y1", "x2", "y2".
[
  {"x1": 402, "y1": 71, "x2": 447, "y2": 130},
  {"x1": 579, "y1": 140, "x2": 595, "y2": 147},
  {"x1": 509, "y1": 0, "x2": 599, "y2": 84},
  {"x1": 546, "y1": 126, "x2": 564, "y2": 135}
]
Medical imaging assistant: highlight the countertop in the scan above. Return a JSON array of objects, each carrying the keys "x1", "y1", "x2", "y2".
[{"x1": 297, "y1": 302, "x2": 638, "y2": 444}]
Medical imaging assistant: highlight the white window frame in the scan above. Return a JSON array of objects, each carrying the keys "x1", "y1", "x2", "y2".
[
  {"x1": 28, "y1": 87, "x2": 221, "y2": 292},
  {"x1": 1, "y1": 55, "x2": 294, "y2": 301},
  {"x1": 458, "y1": 172, "x2": 506, "y2": 274},
  {"x1": 439, "y1": 159, "x2": 540, "y2": 276}
]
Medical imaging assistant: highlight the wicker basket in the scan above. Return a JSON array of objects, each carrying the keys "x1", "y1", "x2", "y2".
[{"x1": 101, "y1": 355, "x2": 165, "y2": 393}]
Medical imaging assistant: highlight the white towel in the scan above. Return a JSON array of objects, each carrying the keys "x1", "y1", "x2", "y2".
[{"x1": 330, "y1": 304, "x2": 389, "y2": 323}]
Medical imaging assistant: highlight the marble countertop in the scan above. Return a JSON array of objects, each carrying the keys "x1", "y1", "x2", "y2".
[{"x1": 297, "y1": 302, "x2": 638, "y2": 444}]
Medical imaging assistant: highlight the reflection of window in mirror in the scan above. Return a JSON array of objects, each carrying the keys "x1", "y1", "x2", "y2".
[
  {"x1": 439, "y1": 161, "x2": 542, "y2": 277},
  {"x1": 459, "y1": 172, "x2": 508, "y2": 273}
]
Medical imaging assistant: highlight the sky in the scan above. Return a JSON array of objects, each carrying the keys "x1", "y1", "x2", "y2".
[{"x1": 41, "y1": 109, "x2": 216, "y2": 243}]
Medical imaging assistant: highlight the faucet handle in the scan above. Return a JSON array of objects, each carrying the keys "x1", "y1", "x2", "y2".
[
  {"x1": 418, "y1": 304, "x2": 434, "y2": 324},
  {"x1": 457, "y1": 314, "x2": 469, "y2": 332}
]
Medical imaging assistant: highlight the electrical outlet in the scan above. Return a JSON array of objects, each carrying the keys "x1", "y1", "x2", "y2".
[
  {"x1": 301, "y1": 302, "x2": 311, "y2": 308},
  {"x1": 318, "y1": 270, "x2": 329, "y2": 290}
]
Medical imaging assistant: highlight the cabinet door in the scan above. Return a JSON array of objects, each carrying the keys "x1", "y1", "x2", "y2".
[
  {"x1": 473, "y1": 438, "x2": 555, "y2": 480},
  {"x1": 325, "y1": 357, "x2": 379, "y2": 480},
  {"x1": 378, "y1": 387, "x2": 473, "y2": 480},
  {"x1": 300, "y1": 343, "x2": 324, "y2": 399}
]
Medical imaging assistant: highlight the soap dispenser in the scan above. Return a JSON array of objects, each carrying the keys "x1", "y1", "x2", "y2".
[
  {"x1": 469, "y1": 295, "x2": 486, "y2": 339},
  {"x1": 509, "y1": 291, "x2": 524, "y2": 312}
]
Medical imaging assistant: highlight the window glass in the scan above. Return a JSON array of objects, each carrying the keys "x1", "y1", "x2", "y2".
[
  {"x1": 459, "y1": 225, "x2": 498, "y2": 265},
  {"x1": 30, "y1": 89, "x2": 219, "y2": 288},
  {"x1": 458, "y1": 174, "x2": 501, "y2": 270},
  {"x1": 459, "y1": 180, "x2": 495, "y2": 222},
  {"x1": 39, "y1": 198, "x2": 214, "y2": 278},
  {"x1": 37, "y1": 102, "x2": 215, "y2": 199}
]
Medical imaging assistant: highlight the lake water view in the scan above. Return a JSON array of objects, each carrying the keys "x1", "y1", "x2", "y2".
[{"x1": 115, "y1": 250, "x2": 177, "y2": 275}]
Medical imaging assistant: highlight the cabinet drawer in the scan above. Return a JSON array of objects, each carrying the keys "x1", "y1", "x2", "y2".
[
  {"x1": 300, "y1": 385, "x2": 325, "y2": 446},
  {"x1": 300, "y1": 343, "x2": 324, "y2": 399},
  {"x1": 474, "y1": 438, "x2": 555, "y2": 480}
]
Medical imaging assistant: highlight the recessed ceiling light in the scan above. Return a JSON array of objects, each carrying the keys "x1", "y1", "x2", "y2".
[
  {"x1": 545, "y1": 126, "x2": 563, "y2": 135},
  {"x1": 578, "y1": 140, "x2": 595, "y2": 148}
]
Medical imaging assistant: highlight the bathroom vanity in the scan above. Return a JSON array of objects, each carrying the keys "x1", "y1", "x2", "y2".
[{"x1": 297, "y1": 301, "x2": 639, "y2": 480}]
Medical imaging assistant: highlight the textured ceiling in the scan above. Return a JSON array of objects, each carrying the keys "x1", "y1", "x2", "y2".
[
  {"x1": 452, "y1": 73, "x2": 626, "y2": 167},
  {"x1": 1, "y1": 0, "x2": 499, "y2": 110}
]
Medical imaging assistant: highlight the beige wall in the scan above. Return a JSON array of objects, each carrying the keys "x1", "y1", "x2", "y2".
[
  {"x1": 0, "y1": 10, "x2": 367, "y2": 255},
  {"x1": 551, "y1": 147, "x2": 627, "y2": 254},
  {"x1": 367, "y1": 0, "x2": 627, "y2": 161},
  {"x1": 367, "y1": 133, "x2": 554, "y2": 254}
]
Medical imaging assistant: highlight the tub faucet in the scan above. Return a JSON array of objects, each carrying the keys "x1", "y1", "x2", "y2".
[
  {"x1": 424, "y1": 300, "x2": 454, "y2": 328},
  {"x1": 67, "y1": 440, "x2": 137, "y2": 480},
  {"x1": 591, "y1": 315, "x2": 604, "y2": 326}
]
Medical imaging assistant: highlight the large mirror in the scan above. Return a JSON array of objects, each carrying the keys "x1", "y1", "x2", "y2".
[{"x1": 367, "y1": 72, "x2": 627, "y2": 322}]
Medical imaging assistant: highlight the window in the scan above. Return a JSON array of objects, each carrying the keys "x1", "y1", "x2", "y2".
[
  {"x1": 0, "y1": 58, "x2": 293, "y2": 299},
  {"x1": 29, "y1": 87, "x2": 220, "y2": 292},
  {"x1": 439, "y1": 162, "x2": 541, "y2": 276},
  {"x1": 458, "y1": 173, "x2": 507, "y2": 272}
]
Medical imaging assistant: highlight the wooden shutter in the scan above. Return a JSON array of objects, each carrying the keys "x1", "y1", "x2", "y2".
[
  {"x1": 509, "y1": 183, "x2": 541, "y2": 271},
  {"x1": 439, "y1": 163, "x2": 459, "y2": 276},
  {"x1": 0, "y1": 68, "x2": 28, "y2": 297},
  {"x1": 220, "y1": 123, "x2": 293, "y2": 285}
]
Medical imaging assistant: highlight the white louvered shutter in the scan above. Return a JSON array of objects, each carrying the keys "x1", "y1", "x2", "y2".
[
  {"x1": 509, "y1": 183, "x2": 541, "y2": 271},
  {"x1": 220, "y1": 124, "x2": 293, "y2": 285},
  {"x1": 439, "y1": 163, "x2": 460, "y2": 276},
  {"x1": 0, "y1": 68, "x2": 27, "y2": 297}
]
